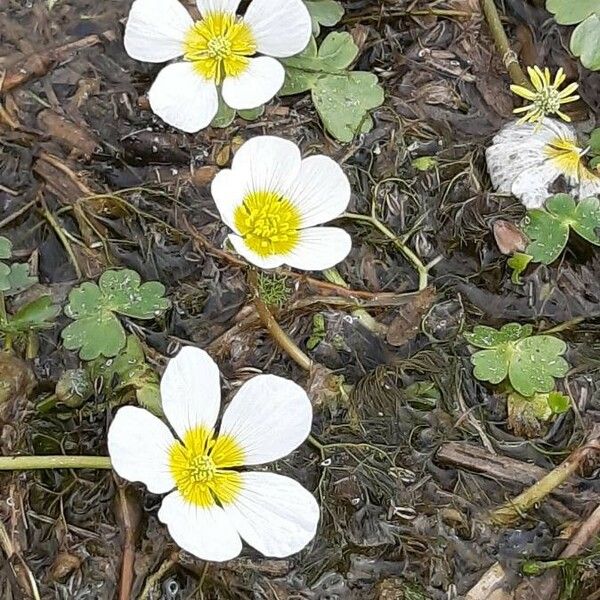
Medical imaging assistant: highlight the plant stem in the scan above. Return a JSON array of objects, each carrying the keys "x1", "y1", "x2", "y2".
[
  {"x1": 489, "y1": 434, "x2": 600, "y2": 525},
  {"x1": 342, "y1": 212, "x2": 436, "y2": 291},
  {"x1": 0, "y1": 455, "x2": 112, "y2": 470},
  {"x1": 248, "y1": 270, "x2": 313, "y2": 371},
  {"x1": 480, "y1": 0, "x2": 529, "y2": 87}
]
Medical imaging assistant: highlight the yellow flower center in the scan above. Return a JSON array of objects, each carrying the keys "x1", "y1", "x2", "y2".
[
  {"x1": 169, "y1": 426, "x2": 245, "y2": 507},
  {"x1": 234, "y1": 190, "x2": 302, "y2": 258},
  {"x1": 544, "y1": 136, "x2": 584, "y2": 179},
  {"x1": 183, "y1": 12, "x2": 256, "y2": 83}
]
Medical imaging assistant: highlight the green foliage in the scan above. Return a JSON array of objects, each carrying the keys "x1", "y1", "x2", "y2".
[
  {"x1": 88, "y1": 335, "x2": 162, "y2": 415},
  {"x1": 307, "y1": 313, "x2": 326, "y2": 350},
  {"x1": 587, "y1": 128, "x2": 600, "y2": 170},
  {"x1": 0, "y1": 237, "x2": 37, "y2": 295},
  {"x1": 1, "y1": 296, "x2": 60, "y2": 334},
  {"x1": 304, "y1": 0, "x2": 344, "y2": 35},
  {"x1": 256, "y1": 273, "x2": 291, "y2": 308},
  {"x1": 546, "y1": 0, "x2": 600, "y2": 70},
  {"x1": 507, "y1": 252, "x2": 533, "y2": 284},
  {"x1": 61, "y1": 269, "x2": 170, "y2": 360},
  {"x1": 281, "y1": 33, "x2": 384, "y2": 142},
  {"x1": 411, "y1": 156, "x2": 438, "y2": 171},
  {"x1": 523, "y1": 194, "x2": 600, "y2": 264},
  {"x1": 465, "y1": 324, "x2": 569, "y2": 397},
  {"x1": 211, "y1": 96, "x2": 265, "y2": 128}
]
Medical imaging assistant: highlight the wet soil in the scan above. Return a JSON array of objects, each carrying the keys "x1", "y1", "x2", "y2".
[{"x1": 0, "y1": 0, "x2": 599, "y2": 599}]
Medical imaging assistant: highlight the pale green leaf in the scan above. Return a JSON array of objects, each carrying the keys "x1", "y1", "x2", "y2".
[
  {"x1": 546, "y1": 0, "x2": 599, "y2": 25},
  {"x1": 305, "y1": 0, "x2": 344, "y2": 35},
  {"x1": 570, "y1": 14, "x2": 600, "y2": 70},
  {"x1": 61, "y1": 312, "x2": 126, "y2": 361},
  {"x1": 317, "y1": 31, "x2": 358, "y2": 70},
  {"x1": 0, "y1": 237, "x2": 12, "y2": 260}
]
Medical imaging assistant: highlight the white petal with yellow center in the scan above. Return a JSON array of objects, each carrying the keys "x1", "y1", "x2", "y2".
[
  {"x1": 243, "y1": 0, "x2": 312, "y2": 57},
  {"x1": 148, "y1": 63, "x2": 219, "y2": 133},
  {"x1": 160, "y1": 346, "x2": 222, "y2": 439},
  {"x1": 107, "y1": 406, "x2": 175, "y2": 494},
  {"x1": 511, "y1": 162, "x2": 566, "y2": 209},
  {"x1": 285, "y1": 227, "x2": 352, "y2": 270},
  {"x1": 219, "y1": 374, "x2": 313, "y2": 465},
  {"x1": 158, "y1": 491, "x2": 242, "y2": 561},
  {"x1": 124, "y1": 0, "x2": 193, "y2": 62},
  {"x1": 222, "y1": 56, "x2": 285, "y2": 110},
  {"x1": 285, "y1": 155, "x2": 351, "y2": 228},
  {"x1": 228, "y1": 233, "x2": 288, "y2": 269},
  {"x1": 222, "y1": 472, "x2": 319, "y2": 557}
]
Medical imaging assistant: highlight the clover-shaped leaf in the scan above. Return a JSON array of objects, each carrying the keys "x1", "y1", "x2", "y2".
[
  {"x1": 5, "y1": 263, "x2": 38, "y2": 297},
  {"x1": 281, "y1": 33, "x2": 384, "y2": 142},
  {"x1": 466, "y1": 324, "x2": 569, "y2": 396},
  {"x1": 61, "y1": 269, "x2": 170, "y2": 360},
  {"x1": 305, "y1": 0, "x2": 344, "y2": 35},
  {"x1": 0, "y1": 237, "x2": 12, "y2": 260},
  {"x1": 523, "y1": 194, "x2": 600, "y2": 264}
]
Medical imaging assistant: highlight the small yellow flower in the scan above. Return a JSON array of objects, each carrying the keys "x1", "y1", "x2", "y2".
[{"x1": 510, "y1": 66, "x2": 579, "y2": 124}]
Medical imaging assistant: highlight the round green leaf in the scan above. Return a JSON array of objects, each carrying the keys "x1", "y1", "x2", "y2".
[
  {"x1": 523, "y1": 208, "x2": 569, "y2": 264},
  {"x1": 312, "y1": 72, "x2": 384, "y2": 142},
  {"x1": 317, "y1": 32, "x2": 358, "y2": 70},
  {"x1": 0, "y1": 263, "x2": 11, "y2": 292},
  {"x1": 305, "y1": 0, "x2": 344, "y2": 35},
  {"x1": 65, "y1": 281, "x2": 103, "y2": 319},
  {"x1": 0, "y1": 237, "x2": 12, "y2": 260},
  {"x1": 99, "y1": 269, "x2": 170, "y2": 319},
  {"x1": 471, "y1": 347, "x2": 510, "y2": 385},
  {"x1": 571, "y1": 14, "x2": 600, "y2": 70},
  {"x1": 509, "y1": 336, "x2": 569, "y2": 397},
  {"x1": 546, "y1": 0, "x2": 599, "y2": 25},
  {"x1": 572, "y1": 196, "x2": 600, "y2": 244},
  {"x1": 61, "y1": 312, "x2": 126, "y2": 360}
]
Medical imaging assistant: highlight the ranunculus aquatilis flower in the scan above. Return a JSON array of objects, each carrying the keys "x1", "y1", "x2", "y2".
[
  {"x1": 108, "y1": 346, "x2": 319, "y2": 561},
  {"x1": 486, "y1": 118, "x2": 600, "y2": 209},
  {"x1": 211, "y1": 135, "x2": 352, "y2": 270},
  {"x1": 124, "y1": 0, "x2": 312, "y2": 132}
]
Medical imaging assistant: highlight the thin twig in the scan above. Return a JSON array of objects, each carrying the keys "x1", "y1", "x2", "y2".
[{"x1": 0, "y1": 455, "x2": 112, "y2": 470}]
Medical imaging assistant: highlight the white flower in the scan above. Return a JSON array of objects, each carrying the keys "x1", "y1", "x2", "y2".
[
  {"x1": 211, "y1": 135, "x2": 352, "y2": 270},
  {"x1": 124, "y1": 0, "x2": 312, "y2": 132},
  {"x1": 108, "y1": 346, "x2": 319, "y2": 561},
  {"x1": 486, "y1": 118, "x2": 600, "y2": 209}
]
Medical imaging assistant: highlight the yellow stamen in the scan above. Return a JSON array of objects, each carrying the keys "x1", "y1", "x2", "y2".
[
  {"x1": 169, "y1": 426, "x2": 244, "y2": 507},
  {"x1": 234, "y1": 190, "x2": 301, "y2": 258},
  {"x1": 544, "y1": 137, "x2": 584, "y2": 179},
  {"x1": 183, "y1": 12, "x2": 256, "y2": 83},
  {"x1": 511, "y1": 65, "x2": 579, "y2": 124}
]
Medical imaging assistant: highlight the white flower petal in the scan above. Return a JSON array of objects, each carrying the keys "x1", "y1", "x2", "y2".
[
  {"x1": 243, "y1": 0, "x2": 312, "y2": 57},
  {"x1": 228, "y1": 234, "x2": 285, "y2": 269},
  {"x1": 158, "y1": 491, "x2": 242, "y2": 561},
  {"x1": 511, "y1": 162, "x2": 562, "y2": 209},
  {"x1": 578, "y1": 175, "x2": 600, "y2": 199},
  {"x1": 285, "y1": 227, "x2": 351, "y2": 270},
  {"x1": 124, "y1": 0, "x2": 192, "y2": 63},
  {"x1": 486, "y1": 141, "x2": 551, "y2": 194},
  {"x1": 148, "y1": 63, "x2": 218, "y2": 133},
  {"x1": 160, "y1": 346, "x2": 222, "y2": 439},
  {"x1": 211, "y1": 169, "x2": 244, "y2": 234},
  {"x1": 196, "y1": 0, "x2": 241, "y2": 16},
  {"x1": 222, "y1": 472, "x2": 319, "y2": 557},
  {"x1": 286, "y1": 155, "x2": 351, "y2": 228},
  {"x1": 219, "y1": 374, "x2": 312, "y2": 465},
  {"x1": 222, "y1": 56, "x2": 285, "y2": 110},
  {"x1": 230, "y1": 135, "x2": 302, "y2": 195},
  {"x1": 107, "y1": 406, "x2": 175, "y2": 494}
]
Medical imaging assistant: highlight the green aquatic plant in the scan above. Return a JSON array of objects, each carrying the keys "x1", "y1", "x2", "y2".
[
  {"x1": 546, "y1": 0, "x2": 600, "y2": 70},
  {"x1": 281, "y1": 32, "x2": 384, "y2": 142},
  {"x1": 61, "y1": 269, "x2": 170, "y2": 360},
  {"x1": 465, "y1": 323, "x2": 569, "y2": 397}
]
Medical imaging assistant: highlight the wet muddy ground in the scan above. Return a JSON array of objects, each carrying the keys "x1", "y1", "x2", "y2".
[{"x1": 0, "y1": 0, "x2": 599, "y2": 598}]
